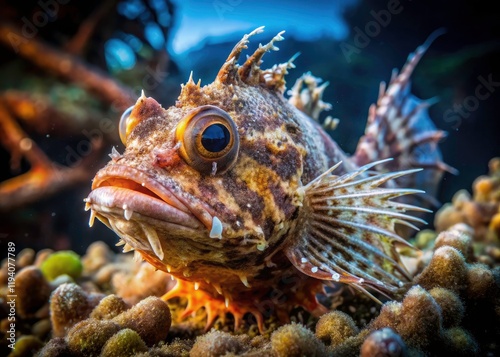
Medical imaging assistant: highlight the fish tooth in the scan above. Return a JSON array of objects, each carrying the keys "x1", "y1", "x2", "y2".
[
  {"x1": 84, "y1": 201, "x2": 91, "y2": 211},
  {"x1": 88, "y1": 210, "x2": 96, "y2": 227},
  {"x1": 170, "y1": 275, "x2": 175, "y2": 281},
  {"x1": 225, "y1": 295, "x2": 230, "y2": 308},
  {"x1": 212, "y1": 283, "x2": 222, "y2": 295},
  {"x1": 115, "y1": 239, "x2": 125, "y2": 246},
  {"x1": 194, "y1": 282, "x2": 200, "y2": 290},
  {"x1": 238, "y1": 274, "x2": 250, "y2": 288},
  {"x1": 124, "y1": 209, "x2": 133, "y2": 220},
  {"x1": 123, "y1": 243, "x2": 134, "y2": 253},
  {"x1": 166, "y1": 265, "x2": 171, "y2": 273},
  {"x1": 140, "y1": 223, "x2": 164, "y2": 260},
  {"x1": 133, "y1": 251, "x2": 142, "y2": 262},
  {"x1": 209, "y1": 216, "x2": 223, "y2": 239}
]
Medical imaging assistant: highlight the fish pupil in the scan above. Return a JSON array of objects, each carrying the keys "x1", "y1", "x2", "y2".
[{"x1": 201, "y1": 124, "x2": 230, "y2": 152}]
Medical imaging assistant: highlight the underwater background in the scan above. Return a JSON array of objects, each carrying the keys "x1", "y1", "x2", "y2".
[{"x1": 0, "y1": 1, "x2": 499, "y2": 356}]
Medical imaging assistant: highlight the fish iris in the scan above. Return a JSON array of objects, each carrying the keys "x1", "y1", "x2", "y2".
[{"x1": 201, "y1": 124, "x2": 230, "y2": 152}]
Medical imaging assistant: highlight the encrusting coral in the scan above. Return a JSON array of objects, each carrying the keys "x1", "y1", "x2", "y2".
[
  {"x1": 1, "y1": 161, "x2": 499, "y2": 356},
  {"x1": 0, "y1": 223, "x2": 498, "y2": 356},
  {"x1": 39, "y1": 291, "x2": 171, "y2": 356},
  {"x1": 435, "y1": 157, "x2": 500, "y2": 245}
]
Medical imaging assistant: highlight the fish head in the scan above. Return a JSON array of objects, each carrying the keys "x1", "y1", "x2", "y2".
[{"x1": 86, "y1": 30, "x2": 313, "y2": 280}]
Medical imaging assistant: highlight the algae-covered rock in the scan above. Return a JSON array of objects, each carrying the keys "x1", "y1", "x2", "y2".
[
  {"x1": 112, "y1": 296, "x2": 171, "y2": 346},
  {"x1": 8, "y1": 335, "x2": 44, "y2": 357},
  {"x1": 434, "y1": 224, "x2": 474, "y2": 261},
  {"x1": 66, "y1": 319, "x2": 120, "y2": 356},
  {"x1": 315, "y1": 310, "x2": 359, "y2": 347},
  {"x1": 90, "y1": 294, "x2": 129, "y2": 320},
  {"x1": 271, "y1": 323, "x2": 329, "y2": 357},
  {"x1": 397, "y1": 286, "x2": 443, "y2": 349},
  {"x1": 190, "y1": 329, "x2": 250, "y2": 357},
  {"x1": 16, "y1": 266, "x2": 51, "y2": 318},
  {"x1": 441, "y1": 327, "x2": 479, "y2": 357},
  {"x1": 428, "y1": 287, "x2": 464, "y2": 328},
  {"x1": 49, "y1": 283, "x2": 103, "y2": 337},
  {"x1": 81, "y1": 242, "x2": 113, "y2": 274},
  {"x1": 414, "y1": 246, "x2": 468, "y2": 292},
  {"x1": 466, "y1": 263, "x2": 496, "y2": 299},
  {"x1": 153, "y1": 338, "x2": 194, "y2": 356},
  {"x1": 35, "y1": 337, "x2": 70, "y2": 357}
]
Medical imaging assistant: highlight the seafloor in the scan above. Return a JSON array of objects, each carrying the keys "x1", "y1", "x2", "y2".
[{"x1": 0, "y1": 157, "x2": 499, "y2": 357}]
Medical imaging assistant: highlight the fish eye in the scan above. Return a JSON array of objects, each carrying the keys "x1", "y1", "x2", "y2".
[
  {"x1": 201, "y1": 124, "x2": 230, "y2": 152},
  {"x1": 176, "y1": 105, "x2": 239, "y2": 175},
  {"x1": 119, "y1": 106, "x2": 134, "y2": 145}
]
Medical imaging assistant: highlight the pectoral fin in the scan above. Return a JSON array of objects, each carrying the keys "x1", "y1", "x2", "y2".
[{"x1": 285, "y1": 159, "x2": 427, "y2": 300}]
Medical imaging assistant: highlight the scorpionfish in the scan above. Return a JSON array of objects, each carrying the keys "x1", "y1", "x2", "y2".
[{"x1": 85, "y1": 27, "x2": 452, "y2": 331}]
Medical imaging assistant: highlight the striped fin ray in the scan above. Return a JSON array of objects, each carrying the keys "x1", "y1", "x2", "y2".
[
  {"x1": 285, "y1": 159, "x2": 423, "y2": 299},
  {"x1": 352, "y1": 29, "x2": 457, "y2": 206}
]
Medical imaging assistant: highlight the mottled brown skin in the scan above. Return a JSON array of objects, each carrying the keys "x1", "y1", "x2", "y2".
[{"x1": 92, "y1": 80, "x2": 345, "y2": 296}]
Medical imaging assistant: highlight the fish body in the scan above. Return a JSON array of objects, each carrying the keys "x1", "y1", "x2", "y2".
[{"x1": 86, "y1": 28, "x2": 449, "y2": 330}]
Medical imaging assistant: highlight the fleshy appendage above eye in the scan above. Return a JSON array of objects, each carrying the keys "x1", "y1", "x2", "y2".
[
  {"x1": 119, "y1": 105, "x2": 134, "y2": 145},
  {"x1": 176, "y1": 105, "x2": 239, "y2": 175}
]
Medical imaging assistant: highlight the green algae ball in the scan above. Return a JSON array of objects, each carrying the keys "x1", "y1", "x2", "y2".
[
  {"x1": 101, "y1": 329, "x2": 148, "y2": 357},
  {"x1": 40, "y1": 251, "x2": 83, "y2": 281}
]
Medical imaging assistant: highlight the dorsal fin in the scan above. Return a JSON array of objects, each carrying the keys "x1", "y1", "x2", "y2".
[
  {"x1": 216, "y1": 26, "x2": 264, "y2": 84},
  {"x1": 238, "y1": 31, "x2": 285, "y2": 84},
  {"x1": 261, "y1": 52, "x2": 299, "y2": 93},
  {"x1": 216, "y1": 27, "x2": 294, "y2": 91},
  {"x1": 352, "y1": 29, "x2": 456, "y2": 206},
  {"x1": 288, "y1": 73, "x2": 332, "y2": 120}
]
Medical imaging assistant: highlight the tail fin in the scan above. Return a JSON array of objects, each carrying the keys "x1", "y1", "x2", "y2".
[{"x1": 352, "y1": 29, "x2": 457, "y2": 206}]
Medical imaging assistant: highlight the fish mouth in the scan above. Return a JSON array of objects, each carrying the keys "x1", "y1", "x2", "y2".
[{"x1": 85, "y1": 164, "x2": 214, "y2": 261}]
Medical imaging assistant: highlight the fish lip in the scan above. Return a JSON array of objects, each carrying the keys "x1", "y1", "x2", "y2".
[
  {"x1": 87, "y1": 164, "x2": 214, "y2": 230},
  {"x1": 87, "y1": 186, "x2": 202, "y2": 229}
]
